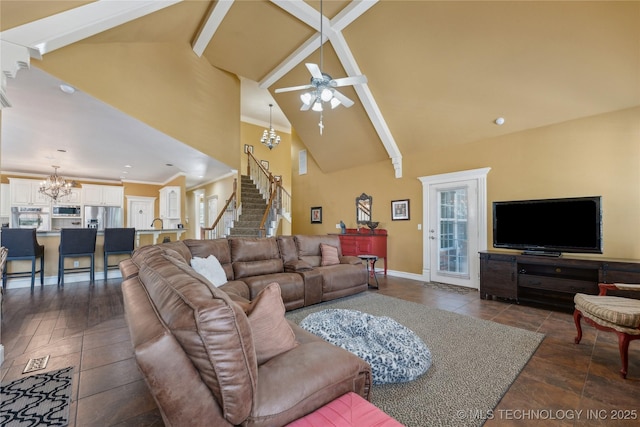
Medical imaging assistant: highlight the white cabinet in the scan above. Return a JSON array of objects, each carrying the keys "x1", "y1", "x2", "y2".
[
  {"x1": 9, "y1": 178, "x2": 50, "y2": 206},
  {"x1": 159, "y1": 186, "x2": 181, "y2": 227},
  {"x1": 82, "y1": 184, "x2": 123, "y2": 207},
  {"x1": 1, "y1": 184, "x2": 10, "y2": 217},
  {"x1": 56, "y1": 188, "x2": 82, "y2": 205}
]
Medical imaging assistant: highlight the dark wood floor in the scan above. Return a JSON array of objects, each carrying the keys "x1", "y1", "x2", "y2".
[{"x1": 1, "y1": 275, "x2": 639, "y2": 426}]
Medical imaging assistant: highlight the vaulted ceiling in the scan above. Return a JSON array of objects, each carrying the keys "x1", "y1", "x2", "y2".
[{"x1": 1, "y1": 1, "x2": 639, "y2": 185}]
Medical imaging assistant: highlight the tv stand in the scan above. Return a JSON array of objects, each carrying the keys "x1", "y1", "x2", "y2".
[
  {"x1": 522, "y1": 250, "x2": 562, "y2": 257},
  {"x1": 479, "y1": 251, "x2": 640, "y2": 311}
]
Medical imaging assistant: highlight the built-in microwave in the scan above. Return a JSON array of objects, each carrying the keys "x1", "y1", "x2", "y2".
[{"x1": 52, "y1": 205, "x2": 81, "y2": 217}]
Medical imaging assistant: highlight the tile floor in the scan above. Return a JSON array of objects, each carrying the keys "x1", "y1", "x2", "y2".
[{"x1": 1, "y1": 275, "x2": 639, "y2": 426}]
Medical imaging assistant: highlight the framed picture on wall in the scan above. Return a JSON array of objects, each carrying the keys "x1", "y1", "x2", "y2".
[
  {"x1": 244, "y1": 144, "x2": 254, "y2": 154},
  {"x1": 391, "y1": 199, "x2": 410, "y2": 221},
  {"x1": 260, "y1": 160, "x2": 269, "y2": 170},
  {"x1": 311, "y1": 206, "x2": 322, "y2": 224}
]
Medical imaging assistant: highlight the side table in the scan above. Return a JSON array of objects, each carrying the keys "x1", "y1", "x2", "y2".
[{"x1": 358, "y1": 255, "x2": 379, "y2": 288}]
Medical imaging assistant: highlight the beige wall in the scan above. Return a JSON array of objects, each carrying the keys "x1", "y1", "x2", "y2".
[
  {"x1": 291, "y1": 107, "x2": 640, "y2": 274},
  {"x1": 36, "y1": 42, "x2": 241, "y2": 170}
]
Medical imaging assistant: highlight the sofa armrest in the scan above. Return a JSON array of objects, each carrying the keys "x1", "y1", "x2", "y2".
[
  {"x1": 340, "y1": 255, "x2": 363, "y2": 265},
  {"x1": 284, "y1": 259, "x2": 313, "y2": 272}
]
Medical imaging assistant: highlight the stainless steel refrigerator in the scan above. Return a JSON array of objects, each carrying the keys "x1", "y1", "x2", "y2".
[{"x1": 84, "y1": 206, "x2": 123, "y2": 230}]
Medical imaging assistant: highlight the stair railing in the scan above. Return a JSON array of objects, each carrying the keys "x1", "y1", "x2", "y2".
[
  {"x1": 246, "y1": 152, "x2": 291, "y2": 237},
  {"x1": 200, "y1": 178, "x2": 238, "y2": 240}
]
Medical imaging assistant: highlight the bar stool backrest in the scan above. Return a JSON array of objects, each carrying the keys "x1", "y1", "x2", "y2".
[
  {"x1": 59, "y1": 228, "x2": 97, "y2": 256},
  {"x1": 1, "y1": 228, "x2": 42, "y2": 257},
  {"x1": 104, "y1": 228, "x2": 135, "y2": 253}
]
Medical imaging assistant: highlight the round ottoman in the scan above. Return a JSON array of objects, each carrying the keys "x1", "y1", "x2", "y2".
[{"x1": 300, "y1": 309, "x2": 432, "y2": 384}]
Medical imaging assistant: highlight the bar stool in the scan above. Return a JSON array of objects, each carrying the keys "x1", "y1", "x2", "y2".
[
  {"x1": 103, "y1": 228, "x2": 135, "y2": 281},
  {"x1": 1, "y1": 228, "x2": 45, "y2": 291},
  {"x1": 58, "y1": 228, "x2": 97, "y2": 286}
]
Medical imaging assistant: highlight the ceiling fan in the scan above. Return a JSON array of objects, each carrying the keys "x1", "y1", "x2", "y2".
[
  {"x1": 275, "y1": 63, "x2": 367, "y2": 112},
  {"x1": 274, "y1": 0, "x2": 367, "y2": 134}
]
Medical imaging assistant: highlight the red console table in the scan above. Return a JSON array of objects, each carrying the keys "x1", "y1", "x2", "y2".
[{"x1": 335, "y1": 229, "x2": 388, "y2": 275}]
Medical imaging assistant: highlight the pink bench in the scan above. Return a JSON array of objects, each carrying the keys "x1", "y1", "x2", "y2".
[{"x1": 286, "y1": 392, "x2": 403, "y2": 427}]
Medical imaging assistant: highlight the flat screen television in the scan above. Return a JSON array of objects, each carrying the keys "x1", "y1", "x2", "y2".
[{"x1": 493, "y1": 196, "x2": 602, "y2": 256}]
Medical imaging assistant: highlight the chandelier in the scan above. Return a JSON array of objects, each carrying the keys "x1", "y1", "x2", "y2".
[
  {"x1": 39, "y1": 166, "x2": 72, "y2": 202},
  {"x1": 260, "y1": 103, "x2": 281, "y2": 150}
]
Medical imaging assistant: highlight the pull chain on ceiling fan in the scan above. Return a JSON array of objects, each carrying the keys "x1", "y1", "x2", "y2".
[{"x1": 275, "y1": 0, "x2": 367, "y2": 135}]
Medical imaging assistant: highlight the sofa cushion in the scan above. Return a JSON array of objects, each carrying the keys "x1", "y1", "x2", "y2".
[
  {"x1": 139, "y1": 252, "x2": 257, "y2": 425},
  {"x1": 184, "y1": 238, "x2": 234, "y2": 280},
  {"x1": 320, "y1": 243, "x2": 340, "y2": 266},
  {"x1": 295, "y1": 235, "x2": 344, "y2": 267},
  {"x1": 246, "y1": 282, "x2": 298, "y2": 365},
  {"x1": 230, "y1": 237, "x2": 284, "y2": 278},
  {"x1": 191, "y1": 255, "x2": 228, "y2": 287}
]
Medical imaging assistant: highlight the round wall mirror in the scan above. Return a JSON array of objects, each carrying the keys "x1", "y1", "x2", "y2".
[{"x1": 356, "y1": 193, "x2": 372, "y2": 224}]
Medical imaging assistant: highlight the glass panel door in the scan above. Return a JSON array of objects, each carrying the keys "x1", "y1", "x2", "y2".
[
  {"x1": 429, "y1": 179, "x2": 478, "y2": 288},
  {"x1": 438, "y1": 189, "x2": 469, "y2": 277}
]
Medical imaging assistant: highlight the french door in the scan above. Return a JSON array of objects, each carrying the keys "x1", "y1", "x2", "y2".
[{"x1": 420, "y1": 168, "x2": 490, "y2": 289}]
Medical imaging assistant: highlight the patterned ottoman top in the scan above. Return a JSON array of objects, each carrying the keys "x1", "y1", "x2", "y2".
[{"x1": 300, "y1": 309, "x2": 432, "y2": 384}]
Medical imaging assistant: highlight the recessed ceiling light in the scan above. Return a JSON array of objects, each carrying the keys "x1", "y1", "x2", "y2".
[
  {"x1": 166, "y1": 163, "x2": 173, "y2": 167},
  {"x1": 124, "y1": 165, "x2": 132, "y2": 168},
  {"x1": 59, "y1": 84, "x2": 75, "y2": 94},
  {"x1": 494, "y1": 117, "x2": 505, "y2": 126}
]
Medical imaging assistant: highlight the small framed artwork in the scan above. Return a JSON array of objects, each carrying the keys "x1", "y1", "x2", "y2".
[
  {"x1": 311, "y1": 206, "x2": 322, "y2": 224},
  {"x1": 260, "y1": 160, "x2": 269, "y2": 170},
  {"x1": 244, "y1": 144, "x2": 254, "y2": 154},
  {"x1": 391, "y1": 199, "x2": 410, "y2": 221}
]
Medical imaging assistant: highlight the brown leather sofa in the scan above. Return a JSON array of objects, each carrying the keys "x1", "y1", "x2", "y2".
[{"x1": 120, "y1": 235, "x2": 372, "y2": 426}]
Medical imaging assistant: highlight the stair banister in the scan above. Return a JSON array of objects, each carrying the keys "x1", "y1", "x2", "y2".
[{"x1": 200, "y1": 178, "x2": 237, "y2": 239}]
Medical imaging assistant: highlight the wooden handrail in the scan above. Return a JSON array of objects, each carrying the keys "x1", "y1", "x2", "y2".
[{"x1": 200, "y1": 178, "x2": 237, "y2": 240}]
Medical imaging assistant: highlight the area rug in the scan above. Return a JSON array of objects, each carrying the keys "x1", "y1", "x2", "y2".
[
  {"x1": 286, "y1": 293, "x2": 544, "y2": 427},
  {"x1": 1, "y1": 366, "x2": 73, "y2": 427}
]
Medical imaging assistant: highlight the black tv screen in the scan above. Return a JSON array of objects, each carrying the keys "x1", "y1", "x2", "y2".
[{"x1": 493, "y1": 196, "x2": 602, "y2": 255}]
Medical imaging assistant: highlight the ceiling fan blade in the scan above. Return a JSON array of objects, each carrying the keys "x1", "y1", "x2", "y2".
[
  {"x1": 275, "y1": 84, "x2": 314, "y2": 93},
  {"x1": 306, "y1": 63, "x2": 324, "y2": 79},
  {"x1": 331, "y1": 75, "x2": 368, "y2": 87},
  {"x1": 332, "y1": 90, "x2": 354, "y2": 108},
  {"x1": 300, "y1": 102, "x2": 312, "y2": 111}
]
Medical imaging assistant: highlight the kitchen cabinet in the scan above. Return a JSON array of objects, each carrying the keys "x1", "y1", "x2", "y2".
[
  {"x1": 82, "y1": 184, "x2": 123, "y2": 207},
  {"x1": 56, "y1": 188, "x2": 82, "y2": 205},
  {"x1": 9, "y1": 178, "x2": 50, "y2": 206},
  {"x1": 1, "y1": 184, "x2": 10, "y2": 217},
  {"x1": 336, "y1": 229, "x2": 388, "y2": 275},
  {"x1": 159, "y1": 186, "x2": 181, "y2": 228}
]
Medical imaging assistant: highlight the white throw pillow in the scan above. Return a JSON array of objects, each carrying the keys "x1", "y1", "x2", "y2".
[{"x1": 191, "y1": 255, "x2": 228, "y2": 287}]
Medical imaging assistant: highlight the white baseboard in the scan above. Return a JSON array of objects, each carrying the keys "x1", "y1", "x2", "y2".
[
  {"x1": 380, "y1": 269, "x2": 428, "y2": 282},
  {"x1": 3, "y1": 270, "x2": 122, "y2": 289}
]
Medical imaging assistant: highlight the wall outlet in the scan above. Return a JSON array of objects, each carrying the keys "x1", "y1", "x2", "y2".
[
  {"x1": 418, "y1": 224, "x2": 422, "y2": 230},
  {"x1": 336, "y1": 223, "x2": 341, "y2": 229},
  {"x1": 73, "y1": 261, "x2": 79, "y2": 268}
]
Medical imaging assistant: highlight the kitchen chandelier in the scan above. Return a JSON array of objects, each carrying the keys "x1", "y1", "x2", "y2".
[
  {"x1": 260, "y1": 103, "x2": 281, "y2": 150},
  {"x1": 39, "y1": 165, "x2": 72, "y2": 202}
]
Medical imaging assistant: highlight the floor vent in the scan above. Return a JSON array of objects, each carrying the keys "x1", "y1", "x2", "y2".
[{"x1": 23, "y1": 355, "x2": 50, "y2": 374}]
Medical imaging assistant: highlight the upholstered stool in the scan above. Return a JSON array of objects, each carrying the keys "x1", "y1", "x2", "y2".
[
  {"x1": 286, "y1": 392, "x2": 402, "y2": 427},
  {"x1": 574, "y1": 283, "x2": 640, "y2": 378},
  {"x1": 300, "y1": 309, "x2": 431, "y2": 384}
]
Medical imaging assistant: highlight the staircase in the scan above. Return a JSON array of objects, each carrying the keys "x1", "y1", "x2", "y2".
[{"x1": 228, "y1": 175, "x2": 268, "y2": 237}]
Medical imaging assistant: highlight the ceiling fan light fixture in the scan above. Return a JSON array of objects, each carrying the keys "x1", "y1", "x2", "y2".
[
  {"x1": 312, "y1": 100, "x2": 323, "y2": 112},
  {"x1": 300, "y1": 92, "x2": 312, "y2": 105},
  {"x1": 320, "y1": 88, "x2": 333, "y2": 102},
  {"x1": 330, "y1": 97, "x2": 341, "y2": 109}
]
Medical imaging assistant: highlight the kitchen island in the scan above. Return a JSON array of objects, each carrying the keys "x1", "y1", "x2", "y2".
[{"x1": 1, "y1": 228, "x2": 188, "y2": 289}]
